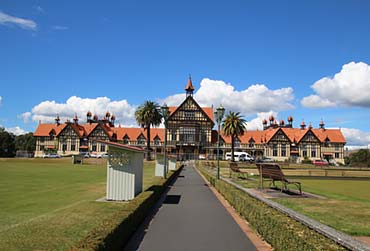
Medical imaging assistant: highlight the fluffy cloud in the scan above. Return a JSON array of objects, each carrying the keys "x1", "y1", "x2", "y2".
[
  {"x1": 161, "y1": 78, "x2": 294, "y2": 115},
  {"x1": 300, "y1": 95, "x2": 336, "y2": 108},
  {"x1": 0, "y1": 11, "x2": 37, "y2": 30},
  {"x1": 27, "y1": 96, "x2": 137, "y2": 126},
  {"x1": 246, "y1": 111, "x2": 278, "y2": 130},
  {"x1": 19, "y1": 112, "x2": 32, "y2": 123},
  {"x1": 6, "y1": 126, "x2": 28, "y2": 136},
  {"x1": 341, "y1": 128, "x2": 370, "y2": 147},
  {"x1": 301, "y1": 62, "x2": 370, "y2": 108}
]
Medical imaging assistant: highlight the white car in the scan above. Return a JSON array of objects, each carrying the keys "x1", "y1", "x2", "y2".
[
  {"x1": 89, "y1": 153, "x2": 98, "y2": 158},
  {"x1": 43, "y1": 153, "x2": 61, "y2": 158},
  {"x1": 198, "y1": 154, "x2": 206, "y2": 160},
  {"x1": 98, "y1": 153, "x2": 109, "y2": 158},
  {"x1": 225, "y1": 152, "x2": 254, "y2": 162}
]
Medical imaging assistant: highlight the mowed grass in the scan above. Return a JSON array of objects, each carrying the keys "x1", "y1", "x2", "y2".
[
  {"x1": 0, "y1": 158, "x2": 160, "y2": 251},
  {"x1": 199, "y1": 161, "x2": 370, "y2": 236},
  {"x1": 274, "y1": 178, "x2": 370, "y2": 236}
]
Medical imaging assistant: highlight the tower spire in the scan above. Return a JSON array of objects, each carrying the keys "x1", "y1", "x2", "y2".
[{"x1": 185, "y1": 75, "x2": 195, "y2": 97}]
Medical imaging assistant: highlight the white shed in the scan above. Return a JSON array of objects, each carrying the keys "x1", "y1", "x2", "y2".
[{"x1": 96, "y1": 140, "x2": 144, "y2": 201}]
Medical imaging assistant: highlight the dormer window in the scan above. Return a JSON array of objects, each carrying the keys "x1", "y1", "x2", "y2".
[
  {"x1": 137, "y1": 135, "x2": 146, "y2": 145},
  {"x1": 234, "y1": 139, "x2": 241, "y2": 148},
  {"x1": 123, "y1": 135, "x2": 129, "y2": 145},
  {"x1": 249, "y1": 139, "x2": 255, "y2": 148},
  {"x1": 324, "y1": 138, "x2": 330, "y2": 147},
  {"x1": 154, "y1": 137, "x2": 161, "y2": 146},
  {"x1": 49, "y1": 131, "x2": 55, "y2": 141}
]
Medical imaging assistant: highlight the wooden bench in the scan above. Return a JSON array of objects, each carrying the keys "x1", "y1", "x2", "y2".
[
  {"x1": 229, "y1": 162, "x2": 248, "y2": 179},
  {"x1": 256, "y1": 163, "x2": 302, "y2": 194}
]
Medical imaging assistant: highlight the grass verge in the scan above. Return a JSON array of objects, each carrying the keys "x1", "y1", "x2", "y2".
[
  {"x1": 198, "y1": 165, "x2": 348, "y2": 251},
  {"x1": 0, "y1": 158, "x2": 180, "y2": 251},
  {"x1": 200, "y1": 161, "x2": 370, "y2": 236}
]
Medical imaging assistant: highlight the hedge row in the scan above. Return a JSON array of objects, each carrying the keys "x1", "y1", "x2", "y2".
[
  {"x1": 199, "y1": 168, "x2": 348, "y2": 251},
  {"x1": 69, "y1": 166, "x2": 183, "y2": 251}
]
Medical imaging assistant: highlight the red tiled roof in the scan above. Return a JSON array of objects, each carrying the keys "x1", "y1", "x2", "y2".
[
  {"x1": 34, "y1": 123, "x2": 67, "y2": 136},
  {"x1": 71, "y1": 123, "x2": 86, "y2": 137},
  {"x1": 211, "y1": 127, "x2": 346, "y2": 144},
  {"x1": 34, "y1": 119, "x2": 345, "y2": 144},
  {"x1": 82, "y1": 123, "x2": 99, "y2": 136},
  {"x1": 114, "y1": 127, "x2": 165, "y2": 141}
]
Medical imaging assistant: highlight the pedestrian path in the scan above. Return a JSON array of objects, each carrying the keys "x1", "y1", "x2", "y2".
[{"x1": 124, "y1": 164, "x2": 256, "y2": 251}]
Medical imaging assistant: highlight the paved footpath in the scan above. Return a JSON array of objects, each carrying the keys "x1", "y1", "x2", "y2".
[{"x1": 124, "y1": 164, "x2": 256, "y2": 251}]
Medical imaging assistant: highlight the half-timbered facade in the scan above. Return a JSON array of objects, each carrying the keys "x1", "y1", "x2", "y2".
[
  {"x1": 34, "y1": 78, "x2": 346, "y2": 164},
  {"x1": 165, "y1": 78, "x2": 214, "y2": 159}
]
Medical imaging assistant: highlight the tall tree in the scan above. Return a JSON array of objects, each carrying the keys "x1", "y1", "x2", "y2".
[
  {"x1": 222, "y1": 111, "x2": 247, "y2": 162},
  {"x1": 0, "y1": 127, "x2": 16, "y2": 157},
  {"x1": 15, "y1": 133, "x2": 36, "y2": 152},
  {"x1": 135, "y1": 101, "x2": 163, "y2": 161}
]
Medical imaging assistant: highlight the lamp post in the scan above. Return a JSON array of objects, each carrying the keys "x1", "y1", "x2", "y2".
[
  {"x1": 161, "y1": 104, "x2": 170, "y2": 179},
  {"x1": 214, "y1": 105, "x2": 225, "y2": 179}
]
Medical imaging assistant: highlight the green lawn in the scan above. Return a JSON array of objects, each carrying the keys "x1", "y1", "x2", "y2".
[
  {"x1": 274, "y1": 178, "x2": 370, "y2": 236},
  {"x1": 0, "y1": 158, "x2": 160, "y2": 251},
  {"x1": 199, "y1": 161, "x2": 370, "y2": 236}
]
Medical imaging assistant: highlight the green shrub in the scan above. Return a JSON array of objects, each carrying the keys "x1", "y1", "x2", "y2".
[
  {"x1": 301, "y1": 157, "x2": 312, "y2": 164},
  {"x1": 70, "y1": 166, "x2": 183, "y2": 251},
  {"x1": 200, "y1": 168, "x2": 347, "y2": 251}
]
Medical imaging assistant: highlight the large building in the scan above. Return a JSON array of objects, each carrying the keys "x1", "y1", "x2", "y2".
[{"x1": 34, "y1": 78, "x2": 346, "y2": 164}]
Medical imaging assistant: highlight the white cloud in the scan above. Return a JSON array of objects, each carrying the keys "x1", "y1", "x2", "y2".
[
  {"x1": 341, "y1": 128, "x2": 370, "y2": 147},
  {"x1": 301, "y1": 62, "x2": 370, "y2": 108},
  {"x1": 161, "y1": 78, "x2": 294, "y2": 115},
  {"x1": 245, "y1": 111, "x2": 278, "y2": 130},
  {"x1": 19, "y1": 112, "x2": 32, "y2": 123},
  {"x1": 6, "y1": 126, "x2": 28, "y2": 136},
  {"x1": 0, "y1": 11, "x2": 37, "y2": 30},
  {"x1": 301, "y1": 95, "x2": 336, "y2": 108},
  {"x1": 0, "y1": 96, "x2": 2, "y2": 106},
  {"x1": 27, "y1": 96, "x2": 137, "y2": 127}
]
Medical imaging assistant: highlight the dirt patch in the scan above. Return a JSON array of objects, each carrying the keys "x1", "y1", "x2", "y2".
[
  {"x1": 354, "y1": 236, "x2": 370, "y2": 246},
  {"x1": 249, "y1": 188, "x2": 325, "y2": 199}
]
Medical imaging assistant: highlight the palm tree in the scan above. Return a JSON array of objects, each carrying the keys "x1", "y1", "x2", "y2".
[
  {"x1": 222, "y1": 111, "x2": 247, "y2": 162},
  {"x1": 135, "y1": 101, "x2": 163, "y2": 161}
]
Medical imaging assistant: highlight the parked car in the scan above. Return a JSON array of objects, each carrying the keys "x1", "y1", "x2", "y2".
[
  {"x1": 89, "y1": 152, "x2": 98, "y2": 158},
  {"x1": 313, "y1": 159, "x2": 329, "y2": 166},
  {"x1": 42, "y1": 153, "x2": 61, "y2": 158},
  {"x1": 225, "y1": 152, "x2": 254, "y2": 162},
  {"x1": 256, "y1": 157, "x2": 274, "y2": 163},
  {"x1": 238, "y1": 153, "x2": 254, "y2": 162},
  {"x1": 84, "y1": 152, "x2": 98, "y2": 158},
  {"x1": 97, "y1": 153, "x2": 109, "y2": 158},
  {"x1": 198, "y1": 154, "x2": 206, "y2": 160}
]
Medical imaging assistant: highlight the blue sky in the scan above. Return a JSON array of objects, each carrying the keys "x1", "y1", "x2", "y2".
[{"x1": 1, "y1": 0, "x2": 370, "y2": 147}]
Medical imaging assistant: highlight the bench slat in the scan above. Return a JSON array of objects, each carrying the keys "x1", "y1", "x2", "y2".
[{"x1": 256, "y1": 163, "x2": 302, "y2": 194}]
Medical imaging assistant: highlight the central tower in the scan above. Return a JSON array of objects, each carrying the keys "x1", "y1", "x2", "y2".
[{"x1": 185, "y1": 75, "x2": 195, "y2": 97}]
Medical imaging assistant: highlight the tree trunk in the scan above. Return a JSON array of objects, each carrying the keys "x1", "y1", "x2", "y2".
[
  {"x1": 231, "y1": 135, "x2": 235, "y2": 162},
  {"x1": 146, "y1": 125, "x2": 151, "y2": 161}
]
